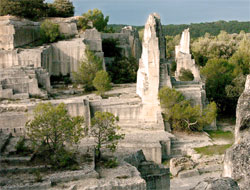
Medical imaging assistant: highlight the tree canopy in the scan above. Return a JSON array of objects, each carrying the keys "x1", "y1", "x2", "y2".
[
  {"x1": 25, "y1": 102, "x2": 85, "y2": 168},
  {"x1": 78, "y1": 9, "x2": 109, "y2": 32},
  {"x1": 159, "y1": 87, "x2": 217, "y2": 131}
]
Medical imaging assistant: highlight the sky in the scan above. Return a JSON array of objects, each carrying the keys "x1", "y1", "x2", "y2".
[{"x1": 47, "y1": 0, "x2": 250, "y2": 25}]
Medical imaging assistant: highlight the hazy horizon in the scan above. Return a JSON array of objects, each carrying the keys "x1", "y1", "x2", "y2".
[{"x1": 47, "y1": 0, "x2": 250, "y2": 25}]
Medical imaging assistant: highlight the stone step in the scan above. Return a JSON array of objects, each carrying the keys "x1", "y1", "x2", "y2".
[
  {"x1": 178, "y1": 169, "x2": 200, "y2": 179},
  {"x1": 12, "y1": 93, "x2": 29, "y2": 99},
  {"x1": 198, "y1": 164, "x2": 223, "y2": 174},
  {"x1": 0, "y1": 156, "x2": 32, "y2": 164},
  {"x1": 0, "y1": 165, "x2": 48, "y2": 174}
]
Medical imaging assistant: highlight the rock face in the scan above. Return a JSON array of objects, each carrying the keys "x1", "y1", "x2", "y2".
[
  {"x1": 190, "y1": 177, "x2": 240, "y2": 190},
  {"x1": 175, "y1": 29, "x2": 201, "y2": 82},
  {"x1": 101, "y1": 26, "x2": 142, "y2": 61},
  {"x1": 0, "y1": 67, "x2": 50, "y2": 99},
  {"x1": 223, "y1": 75, "x2": 250, "y2": 190},
  {"x1": 0, "y1": 16, "x2": 40, "y2": 50},
  {"x1": 136, "y1": 13, "x2": 167, "y2": 129},
  {"x1": 125, "y1": 150, "x2": 170, "y2": 190},
  {"x1": 47, "y1": 17, "x2": 78, "y2": 37}
]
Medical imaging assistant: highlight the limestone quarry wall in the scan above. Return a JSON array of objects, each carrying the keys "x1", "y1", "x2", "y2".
[
  {"x1": 89, "y1": 98, "x2": 142, "y2": 127},
  {"x1": 172, "y1": 81, "x2": 206, "y2": 107},
  {"x1": 101, "y1": 26, "x2": 142, "y2": 60},
  {"x1": 0, "y1": 16, "x2": 40, "y2": 50},
  {"x1": 46, "y1": 17, "x2": 78, "y2": 37},
  {"x1": 0, "y1": 99, "x2": 91, "y2": 135},
  {"x1": 223, "y1": 75, "x2": 250, "y2": 190}
]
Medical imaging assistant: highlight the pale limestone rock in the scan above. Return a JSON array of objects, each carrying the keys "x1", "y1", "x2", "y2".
[
  {"x1": 223, "y1": 75, "x2": 250, "y2": 190},
  {"x1": 0, "y1": 67, "x2": 49, "y2": 99},
  {"x1": 101, "y1": 26, "x2": 142, "y2": 61},
  {"x1": 46, "y1": 17, "x2": 78, "y2": 37},
  {"x1": 190, "y1": 177, "x2": 240, "y2": 190},
  {"x1": 0, "y1": 16, "x2": 40, "y2": 50},
  {"x1": 175, "y1": 28, "x2": 201, "y2": 81},
  {"x1": 136, "y1": 13, "x2": 166, "y2": 129},
  {"x1": 176, "y1": 28, "x2": 190, "y2": 54}
]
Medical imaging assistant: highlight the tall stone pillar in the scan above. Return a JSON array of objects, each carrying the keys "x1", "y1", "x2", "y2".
[{"x1": 136, "y1": 13, "x2": 166, "y2": 130}]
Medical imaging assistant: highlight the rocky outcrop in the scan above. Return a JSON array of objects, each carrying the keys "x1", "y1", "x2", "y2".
[
  {"x1": 223, "y1": 75, "x2": 250, "y2": 190},
  {"x1": 101, "y1": 26, "x2": 142, "y2": 61},
  {"x1": 0, "y1": 16, "x2": 40, "y2": 50},
  {"x1": 136, "y1": 13, "x2": 166, "y2": 129},
  {"x1": 0, "y1": 67, "x2": 49, "y2": 99},
  {"x1": 170, "y1": 157, "x2": 196, "y2": 177},
  {"x1": 47, "y1": 17, "x2": 78, "y2": 37},
  {"x1": 125, "y1": 150, "x2": 170, "y2": 190},
  {"x1": 175, "y1": 29, "x2": 201, "y2": 82},
  {"x1": 190, "y1": 177, "x2": 240, "y2": 190}
]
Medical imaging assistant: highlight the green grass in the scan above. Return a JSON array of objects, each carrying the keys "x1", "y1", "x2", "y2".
[
  {"x1": 206, "y1": 130, "x2": 234, "y2": 141},
  {"x1": 194, "y1": 144, "x2": 232, "y2": 156}
]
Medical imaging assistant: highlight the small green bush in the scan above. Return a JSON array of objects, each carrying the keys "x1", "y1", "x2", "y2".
[
  {"x1": 93, "y1": 70, "x2": 111, "y2": 95},
  {"x1": 73, "y1": 49, "x2": 103, "y2": 91},
  {"x1": 179, "y1": 68, "x2": 194, "y2": 81},
  {"x1": 104, "y1": 158, "x2": 118, "y2": 168},
  {"x1": 33, "y1": 170, "x2": 43, "y2": 182},
  {"x1": 78, "y1": 9, "x2": 109, "y2": 32},
  {"x1": 40, "y1": 20, "x2": 61, "y2": 43},
  {"x1": 15, "y1": 137, "x2": 32, "y2": 156}
]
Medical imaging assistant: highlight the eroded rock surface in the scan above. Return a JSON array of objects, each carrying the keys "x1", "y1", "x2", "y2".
[
  {"x1": 223, "y1": 75, "x2": 250, "y2": 190},
  {"x1": 136, "y1": 13, "x2": 166, "y2": 129},
  {"x1": 190, "y1": 177, "x2": 239, "y2": 190},
  {"x1": 170, "y1": 157, "x2": 196, "y2": 177}
]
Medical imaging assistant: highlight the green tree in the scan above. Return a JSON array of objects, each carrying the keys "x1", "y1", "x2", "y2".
[
  {"x1": 52, "y1": 0, "x2": 74, "y2": 17},
  {"x1": 25, "y1": 103, "x2": 85, "y2": 168},
  {"x1": 179, "y1": 68, "x2": 194, "y2": 81},
  {"x1": 40, "y1": 20, "x2": 61, "y2": 43},
  {"x1": 93, "y1": 70, "x2": 111, "y2": 95},
  {"x1": 229, "y1": 38, "x2": 250, "y2": 76},
  {"x1": 159, "y1": 87, "x2": 217, "y2": 131},
  {"x1": 106, "y1": 57, "x2": 138, "y2": 84},
  {"x1": 78, "y1": 9, "x2": 109, "y2": 32},
  {"x1": 225, "y1": 74, "x2": 246, "y2": 100},
  {"x1": 166, "y1": 34, "x2": 181, "y2": 59},
  {"x1": 201, "y1": 58, "x2": 234, "y2": 113},
  {"x1": 89, "y1": 111, "x2": 125, "y2": 160},
  {"x1": 73, "y1": 49, "x2": 103, "y2": 91},
  {"x1": 0, "y1": 0, "x2": 47, "y2": 20}
]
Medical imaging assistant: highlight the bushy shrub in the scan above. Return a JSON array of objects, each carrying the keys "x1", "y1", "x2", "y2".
[
  {"x1": 159, "y1": 87, "x2": 217, "y2": 131},
  {"x1": 73, "y1": 49, "x2": 103, "y2": 91},
  {"x1": 93, "y1": 70, "x2": 111, "y2": 95},
  {"x1": 25, "y1": 102, "x2": 85, "y2": 169},
  {"x1": 78, "y1": 9, "x2": 109, "y2": 32},
  {"x1": 40, "y1": 20, "x2": 61, "y2": 43},
  {"x1": 179, "y1": 68, "x2": 194, "y2": 81},
  {"x1": 0, "y1": 0, "x2": 47, "y2": 20},
  {"x1": 106, "y1": 57, "x2": 138, "y2": 84},
  {"x1": 52, "y1": 0, "x2": 74, "y2": 17},
  {"x1": 102, "y1": 39, "x2": 121, "y2": 57}
]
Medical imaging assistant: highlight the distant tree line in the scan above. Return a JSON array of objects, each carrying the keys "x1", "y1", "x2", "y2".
[
  {"x1": 109, "y1": 20, "x2": 250, "y2": 38},
  {"x1": 0, "y1": 0, "x2": 74, "y2": 20}
]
